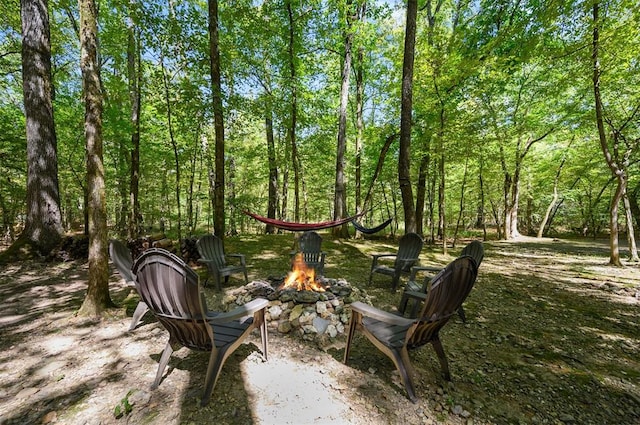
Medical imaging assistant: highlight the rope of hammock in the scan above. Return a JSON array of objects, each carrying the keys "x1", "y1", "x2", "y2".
[
  {"x1": 351, "y1": 217, "x2": 393, "y2": 234},
  {"x1": 244, "y1": 210, "x2": 363, "y2": 232}
]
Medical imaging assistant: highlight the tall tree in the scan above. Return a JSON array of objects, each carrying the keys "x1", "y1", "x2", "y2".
[
  {"x1": 265, "y1": 103, "x2": 278, "y2": 233},
  {"x1": 12, "y1": 0, "x2": 64, "y2": 259},
  {"x1": 286, "y1": 0, "x2": 301, "y2": 222},
  {"x1": 353, "y1": 1, "x2": 366, "y2": 238},
  {"x1": 78, "y1": 0, "x2": 114, "y2": 315},
  {"x1": 127, "y1": 0, "x2": 142, "y2": 240},
  {"x1": 399, "y1": 0, "x2": 418, "y2": 234},
  {"x1": 332, "y1": 0, "x2": 355, "y2": 238},
  {"x1": 208, "y1": 0, "x2": 225, "y2": 237},
  {"x1": 591, "y1": 0, "x2": 639, "y2": 265}
]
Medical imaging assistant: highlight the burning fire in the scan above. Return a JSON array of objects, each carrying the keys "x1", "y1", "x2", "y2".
[{"x1": 280, "y1": 253, "x2": 326, "y2": 292}]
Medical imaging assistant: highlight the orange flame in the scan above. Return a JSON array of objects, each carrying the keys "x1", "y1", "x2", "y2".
[{"x1": 280, "y1": 253, "x2": 325, "y2": 292}]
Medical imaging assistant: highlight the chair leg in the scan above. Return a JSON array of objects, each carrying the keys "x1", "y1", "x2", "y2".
[
  {"x1": 343, "y1": 312, "x2": 359, "y2": 364},
  {"x1": 152, "y1": 343, "x2": 174, "y2": 389},
  {"x1": 201, "y1": 347, "x2": 226, "y2": 406},
  {"x1": 259, "y1": 314, "x2": 269, "y2": 362},
  {"x1": 393, "y1": 348, "x2": 418, "y2": 403},
  {"x1": 457, "y1": 306, "x2": 467, "y2": 323},
  {"x1": 243, "y1": 269, "x2": 249, "y2": 285},
  {"x1": 128, "y1": 301, "x2": 149, "y2": 331},
  {"x1": 431, "y1": 335, "x2": 451, "y2": 381},
  {"x1": 391, "y1": 271, "x2": 401, "y2": 292}
]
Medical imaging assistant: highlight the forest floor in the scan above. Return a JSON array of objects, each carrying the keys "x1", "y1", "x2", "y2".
[{"x1": 1, "y1": 234, "x2": 639, "y2": 425}]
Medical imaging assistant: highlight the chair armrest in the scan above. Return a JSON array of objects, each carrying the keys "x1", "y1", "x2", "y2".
[
  {"x1": 371, "y1": 253, "x2": 396, "y2": 260},
  {"x1": 208, "y1": 298, "x2": 269, "y2": 324},
  {"x1": 409, "y1": 265, "x2": 441, "y2": 281},
  {"x1": 350, "y1": 301, "x2": 416, "y2": 327},
  {"x1": 371, "y1": 253, "x2": 396, "y2": 267},
  {"x1": 403, "y1": 290, "x2": 427, "y2": 301},
  {"x1": 227, "y1": 253, "x2": 246, "y2": 265},
  {"x1": 198, "y1": 258, "x2": 220, "y2": 271}
]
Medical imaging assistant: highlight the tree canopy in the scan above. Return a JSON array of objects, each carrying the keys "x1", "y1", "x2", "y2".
[{"x1": 1, "y1": 0, "x2": 639, "y2": 259}]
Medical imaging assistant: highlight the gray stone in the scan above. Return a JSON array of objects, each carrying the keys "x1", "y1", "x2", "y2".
[{"x1": 313, "y1": 317, "x2": 330, "y2": 334}]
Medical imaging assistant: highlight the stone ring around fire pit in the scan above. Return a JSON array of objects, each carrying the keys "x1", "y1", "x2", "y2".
[{"x1": 222, "y1": 277, "x2": 371, "y2": 348}]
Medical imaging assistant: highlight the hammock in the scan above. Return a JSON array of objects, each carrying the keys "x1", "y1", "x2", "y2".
[
  {"x1": 244, "y1": 210, "x2": 363, "y2": 232},
  {"x1": 351, "y1": 218, "x2": 393, "y2": 234}
]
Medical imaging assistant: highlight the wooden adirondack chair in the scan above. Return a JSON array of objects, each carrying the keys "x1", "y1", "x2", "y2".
[
  {"x1": 399, "y1": 240, "x2": 484, "y2": 320},
  {"x1": 290, "y1": 231, "x2": 326, "y2": 276},
  {"x1": 132, "y1": 248, "x2": 268, "y2": 406},
  {"x1": 196, "y1": 234, "x2": 249, "y2": 291},
  {"x1": 109, "y1": 239, "x2": 150, "y2": 331},
  {"x1": 344, "y1": 255, "x2": 478, "y2": 403},
  {"x1": 368, "y1": 232, "x2": 424, "y2": 291}
]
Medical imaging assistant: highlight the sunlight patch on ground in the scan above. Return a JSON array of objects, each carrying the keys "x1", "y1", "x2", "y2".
[
  {"x1": 43, "y1": 336, "x2": 77, "y2": 355},
  {"x1": 240, "y1": 352, "x2": 362, "y2": 424}
]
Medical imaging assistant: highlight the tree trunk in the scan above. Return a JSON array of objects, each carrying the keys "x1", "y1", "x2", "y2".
[
  {"x1": 354, "y1": 53, "x2": 364, "y2": 237},
  {"x1": 286, "y1": 1, "x2": 300, "y2": 222},
  {"x1": 437, "y1": 108, "x2": 446, "y2": 252},
  {"x1": 208, "y1": 0, "x2": 225, "y2": 237},
  {"x1": 398, "y1": 0, "x2": 418, "y2": 234},
  {"x1": 537, "y1": 142, "x2": 571, "y2": 238},
  {"x1": 592, "y1": 1, "x2": 621, "y2": 266},
  {"x1": 160, "y1": 51, "x2": 181, "y2": 241},
  {"x1": 78, "y1": 0, "x2": 114, "y2": 316},
  {"x1": 127, "y1": 4, "x2": 142, "y2": 240},
  {"x1": 362, "y1": 133, "x2": 398, "y2": 213},
  {"x1": 17, "y1": 0, "x2": 64, "y2": 257},
  {"x1": 227, "y1": 157, "x2": 237, "y2": 235},
  {"x1": 623, "y1": 193, "x2": 639, "y2": 261},
  {"x1": 415, "y1": 148, "x2": 429, "y2": 237},
  {"x1": 452, "y1": 154, "x2": 469, "y2": 247},
  {"x1": 265, "y1": 110, "x2": 278, "y2": 234},
  {"x1": 354, "y1": 1, "x2": 366, "y2": 238},
  {"x1": 332, "y1": 0, "x2": 354, "y2": 239}
]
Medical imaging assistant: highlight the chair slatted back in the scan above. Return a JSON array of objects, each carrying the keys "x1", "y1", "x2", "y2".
[
  {"x1": 460, "y1": 240, "x2": 484, "y2": 269},
  {"x1": 196, "y1": 235, "x2": 226, "y2": 268},
  {"x1": 109, "y1": 239, "x2": 135, "y2": 284},
  {"x1": 408, "y1": 256, "x2": 477, "y2": 348},
  {"x1": 395, "y1": 233, "x2": 424, "y2": 272},
  {"x1": 299, "y1": 231, "x2": 323, "y2": 265},
  {"x1": 133, "y1": 248, "x2": 212, "y2": 350}
]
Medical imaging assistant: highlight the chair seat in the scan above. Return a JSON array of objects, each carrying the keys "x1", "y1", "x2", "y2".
[{"x1": 362, "y1": 317, "x2": 413, "y2": 348}]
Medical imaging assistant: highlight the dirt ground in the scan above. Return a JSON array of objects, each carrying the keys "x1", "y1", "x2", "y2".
[{"x1": 1, "y1": 235, "x2": 639, "y2": 425}]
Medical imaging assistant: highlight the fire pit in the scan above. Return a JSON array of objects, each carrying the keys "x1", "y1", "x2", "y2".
[{"x1": 222, "y1": 255, "x2": 371, "y2": 346}]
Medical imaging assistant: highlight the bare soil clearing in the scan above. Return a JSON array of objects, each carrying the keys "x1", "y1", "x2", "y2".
[{"x1": 1, "y1": 235, "x2": 639, "y2": 424}]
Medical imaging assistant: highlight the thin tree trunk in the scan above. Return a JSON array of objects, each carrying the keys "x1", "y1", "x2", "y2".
[
  {"x1": 415, "y1": 149, "x2": 429, "y2": 237},
  {"x1": 208, "y1": 0, "x2": 225, "y2": 237},
  {"x1": 437, "y1": 106, "x2": 446, "y2": 252},
  {"x1": 452, "y1": 154, "x2": 469, "y2": 247},
  {"x1": 537, "y1": 139, "x2": 573, "y2": 237},
  {"x1": 160, "y1": 51, "x2": 181, "y2": 241},
  {"x1": 332, "y1": 0, "x2": 354, "y2": 238},
  {"x1": 354, "y1": 3, "x2": 365, "y2": 238},
  {"x1": 362, "y1": 133, "x2": 398, "y2": 212},
  {"x1": 478, "y1": 157, "x2": 487, "y2": 240},
  {"x1": 592, "y1": 1, "x2": 621, "y2": 265},
  {"x1": 78, "y1": 0, "x2": 114, "y2": 315},
  {"x1": 127, "y1": 4, "x2": 142, "y2": 240},
  {"x1": 623, "y1": 194, "x2": 639, "y2": 261},
  {"x1": 266, "y1": 110, "x2": 278, "y2": 234},
  {"x1": 398, "y1": 0, "x2": 418, "y2": 234},
  {"x1": 286, "y1": 1, "x2": 300, "y2": 222}
]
